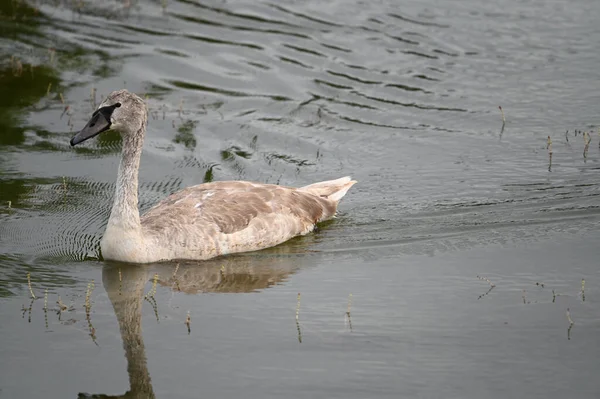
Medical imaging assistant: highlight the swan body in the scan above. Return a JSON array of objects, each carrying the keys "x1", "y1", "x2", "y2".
[{"x1": 70, "y1": 89, "x2": 356, "y2": 263}]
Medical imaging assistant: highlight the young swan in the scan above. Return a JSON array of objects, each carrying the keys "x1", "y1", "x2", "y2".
[{"x1": 70, "y1": 89, "x2": 356, "y2": 263}]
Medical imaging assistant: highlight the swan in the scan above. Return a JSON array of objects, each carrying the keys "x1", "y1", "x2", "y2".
[{"x1": 70, "y1": 89, "x2": 356, "y2": 263}]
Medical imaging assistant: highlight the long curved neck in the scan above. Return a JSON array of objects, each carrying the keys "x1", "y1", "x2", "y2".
[{"x1": 107, "y1": 121, "x2": 146, "y2": 232}]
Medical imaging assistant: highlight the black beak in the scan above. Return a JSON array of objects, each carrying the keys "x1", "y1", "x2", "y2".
[{"x1": 70, "y1": 103, "x2": 121, "y2": 146}]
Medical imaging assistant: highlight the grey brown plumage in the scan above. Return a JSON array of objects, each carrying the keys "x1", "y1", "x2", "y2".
[{"x1": 71, "y1": 89, "x2": 356, "y2": 263}]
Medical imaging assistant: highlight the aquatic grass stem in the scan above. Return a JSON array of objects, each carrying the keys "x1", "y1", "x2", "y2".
[
  {"x1": 295, "y1": 293, "x2": 302, "y2": 343},
  {"x1": 547, "y1": 136, "x2": 553, "y2": 172},
  {"x1": 27, "y1": 272, "x2": 36, "y2": 299},
  {"x1": 57, "y1": 296, "x2": 68, "y2": 312},
  {"x1": 84, "y1": 280, "x2": 95, "y2": 313},
  {"x1": 43, "y1": 288, "x2": 49, "y2": 330},
  {"x1": 145, "y1": 273, "x2": 159, "y2": 299},
  {"x1": 566, "y1": 308, "x2": 574, "y2": 340},
  {"x1": 476, "y1": 275, "x2": 495, "y2": 299},
  {"x1": 145, "y1": 273, "x2": 160, "y2": 323},
  {"x1": 172, "y1": 263, "x2": 181, "y2": 291},
  {"x1": 345, "y1": 294, "x2": 353, "y2": 332},
  {"x1": 185, "y1": 311, "x2": 191, "y2": 335},
  {"x1": 83, "y1": 280, "x2": 98, "y2": 345},
  {"x1": 90, "y1": 86, "x2": 97, "y2": 109},
  {"x1": 583, "y1": 131, "x2": 591, "y2": 161}
]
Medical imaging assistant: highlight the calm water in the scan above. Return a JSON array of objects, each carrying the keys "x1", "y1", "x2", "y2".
[{"x1": 1, "y1": 0, "x2": 599, "y2": 397}]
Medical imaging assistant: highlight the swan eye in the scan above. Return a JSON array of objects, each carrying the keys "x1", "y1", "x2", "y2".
[{"x1": 115, "y1": 102, "x2": 121, "y2": 108}]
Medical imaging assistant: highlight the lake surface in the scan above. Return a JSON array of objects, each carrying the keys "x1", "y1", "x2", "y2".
[{"x1": 1, "y1": 0, "x2": 599, "y2": 397}]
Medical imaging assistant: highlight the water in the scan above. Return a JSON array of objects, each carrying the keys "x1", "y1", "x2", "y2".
[{"x1": 1, "y1": 0, "x2": 599, "y2": 397}]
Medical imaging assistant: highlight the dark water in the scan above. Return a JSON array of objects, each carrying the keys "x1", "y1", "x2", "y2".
[{"x1": 1, "y1": 0, "x2": 599, "y2": 397}]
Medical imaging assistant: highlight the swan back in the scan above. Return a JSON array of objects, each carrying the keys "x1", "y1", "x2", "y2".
[{"x1": 137, "y1": 178, "x2": 356, "y2": 262}]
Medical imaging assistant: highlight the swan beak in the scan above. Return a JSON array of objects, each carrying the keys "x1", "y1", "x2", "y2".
[{"x1": 70, "y1": 111, "x2": 112, "y2": 146}]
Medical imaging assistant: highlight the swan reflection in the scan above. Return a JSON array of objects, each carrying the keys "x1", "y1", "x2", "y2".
[{"x1": 79, "y1": 250, "x2": 303, "y2": 398}]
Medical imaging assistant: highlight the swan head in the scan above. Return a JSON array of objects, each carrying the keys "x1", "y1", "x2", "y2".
[{"x1": 70, "y1": 89, "x2": 147, "y2": 146}]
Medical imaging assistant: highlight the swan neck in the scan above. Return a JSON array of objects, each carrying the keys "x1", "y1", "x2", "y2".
[{"x1": 108, "y1": 123, "x2": 146, "y2": 231}]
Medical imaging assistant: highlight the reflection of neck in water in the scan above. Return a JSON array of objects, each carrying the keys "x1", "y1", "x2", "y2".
[
  {"x1": 103, "y1": 264, "x2": 155, "y2": 399},
  {"x1": 82, "y1": 252, "x2": 301, "y2": 398}
]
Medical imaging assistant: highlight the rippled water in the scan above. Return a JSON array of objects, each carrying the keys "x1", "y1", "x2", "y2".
[{"x1": 1, "y1": 0, "x2": 599, "y2": 398}]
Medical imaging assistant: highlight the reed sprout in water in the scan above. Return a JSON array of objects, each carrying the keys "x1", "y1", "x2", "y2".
[
  {"x1": 580, "y1": 278, "x2": 585, "y2": 302},
  {"x1": 57, "y1": 296, "x2": 68, "y2": 312},
  {"x1": 145, "y1": 273, "x2": 159, "y2": 299},
  {"x1": 90, "y1": 86, "x2": 97, "y2": 109},
  {"x1": 22, "y1": 299, "x2": 34, "y2": 323},
  {"x1": 172, "y1": 263, "x2": 182, "y2": 292},
  {"x1": 84, "y1": 280, "x2": 98, "y2": 346},
  {"x1": 498, "y1": 106, "x2": 505, "y2": 139},
  {"x1": 345, "y1": 294, "x2": 353, "y2": 332},
  {"x1": 43, "y1": 288, "x2": 49, "y2": 330},
  {"x1": 476, "y1": 275, "x2": 495, "y2": 299},
  {"x1": 84, "y1": 280, "x2": 95, "y2": 313},
  {"x1": 27, "y1": 272, "x2": 36, "y2": 299},
  {"x1": 583, "y1": 131, "x2": 591, "y2": 161},
  {"x1": 547, "y1": 136, "x2": 553, "y2": 172},
  {"x1": 566, "y1": 308, "x2": 574, "y2": 340},
  {"x1": 185, "y1": 311, "x2": 191, "y2": 335},
  {"x1": 145, "y1": 273, "x2": 160, "y2": 323},
  {"x1": 295, "y1": 292, "x2": 301, "y2": 321},
  {"x1": 296, "y1": 293, "x2": 302, "y2": 343}
]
